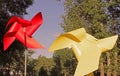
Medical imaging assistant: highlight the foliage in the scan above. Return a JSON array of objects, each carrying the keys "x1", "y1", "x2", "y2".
[
  {"x1": 52, "y1": 48, "x2": 77, "y2": 76},
  {"x1": 34, "y1": 56, "x2": 55, "y2": 76},
  {"x1": 55, "y1": 0, "x2": 120, "y2": 76},
  {"x1": 0, "y1": 0, "x2": 34, "y2": 74},
  {"x1": 39, "y1": 66, "x2": 48, "y2": 76},
  {"x1": 27, "y1": 50, "x2": 37, "y2": 76}
]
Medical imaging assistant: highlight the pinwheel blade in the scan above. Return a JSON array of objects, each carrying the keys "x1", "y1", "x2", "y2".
[
  {"x1": 49, "y1": 28, "x2": 118, "y2": 76},
  {"x1": 3, "y1": 36, "x2": 16, "y2": 51},
  {"x1": 72, "y1": 43, "x2": 101, "y2": 76},
  {"x1": 49, "y1": 28, "x2": 87, "y2": 51},
  {"x1": 3, "y1": 12, "x2": 44, "y2": 51},
  {"x1": 6, "y1": 16, "x2": 31, "y2": 28},
  {"x1": 25, "y1": 35, "x2": 44, "y2": 48},
  {"x1": 3, "y1": 22, "x2": 20, "y2": 50},
  {"x1": 49, "y1": 35, "x2": 76, "y2": 52},
  {"x1": 98, "y1": 35, "x2": 118, "y2": 52},
  {"x1": 26, "y1": 12, "x2": 43, "y2": 36},
  {"x1": 15, "y1": 28, "x2": 44, "y2": 48}
]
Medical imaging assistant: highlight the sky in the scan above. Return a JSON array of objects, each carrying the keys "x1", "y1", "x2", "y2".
[{"x1": 24, "y1": 0, "x2": 65, "y2": 58}]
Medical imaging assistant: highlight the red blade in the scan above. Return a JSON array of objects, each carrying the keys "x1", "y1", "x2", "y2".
[{"x1": 26, "y1": 12, "x2": 43, "y2": 36}]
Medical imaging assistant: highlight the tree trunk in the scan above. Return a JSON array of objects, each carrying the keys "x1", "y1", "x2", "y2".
[
  {"x1": 99, "y1": 61, "x2": 104, "y2": 76},
  {"x1": 113, "y1": 52, "x2": 117, "y2": 76},
  {"x1": 106, "y1": 52, "x2": 111, "y2": 76}
]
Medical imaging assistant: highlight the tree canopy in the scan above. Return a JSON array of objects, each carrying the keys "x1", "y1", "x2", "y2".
[
  {"x1": 54, "y1": 0, "x2": 120, "y2": 76},
  {"x1": 0, "y1": 0, "x2": 34, "y2": 75}
]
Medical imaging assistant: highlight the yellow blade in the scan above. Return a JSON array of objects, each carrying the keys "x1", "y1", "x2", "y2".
[
  {"x1": 97, "y1": 35, "x2": 118, "y2": 52},
  {"x1": 49, "y1": 28, "x2": 86, "y2": 52},
  {"x1": 71, "y1": 44, "x2": 82, "y2": 61},
  {"x1": 49, "y1": 27, "x2": 118, "y2": 76},
  {"x1": 49, "y1": 35, "x2": 76, "y2": 52},
  {"x1": 66, "y1": 28, "x2": 86, "y2": 42},
  {"x1": 74, "y1": 61, "x2": 98, "y2": 76},
  {"x1": 86, "y1": 34, "x2": 98, "y2": 42},
  {"x1": 73, "y1": 41, "x2": 101, "y2": 76}
]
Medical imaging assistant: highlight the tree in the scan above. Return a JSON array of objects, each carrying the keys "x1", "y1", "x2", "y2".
[
  {"x1": 0, "y1": 0, "x2": 34, "y2": 74},
  {"x1": 107, "y1": 1, "x2": 120, "y2": 76},
  {"x1": 60, "y1": 0, "x2": 120, "y2": 76},
  {"x1": 34, "y1": 56, "x2": 55, "y2": 76},
  {"x1": 27, "y1": 50, "x2": 37, "y2": 76},
  {"x1": 53, "y1": 48, "x2": 77, "y2": 76},
  {"x1": 39, "y1": 66, "x2": 48, "y2": 76}
]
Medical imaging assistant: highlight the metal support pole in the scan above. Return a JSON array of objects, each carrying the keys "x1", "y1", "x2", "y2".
[
  {"x1": 24, "y1": 49, "x2": 27, "y2": 76},
  {"x1": 86, "y1": 73, "x2": 94, "y2": 76},
  {"x1": 24, "y1": 28, "x2": 27, "y2": 76}
]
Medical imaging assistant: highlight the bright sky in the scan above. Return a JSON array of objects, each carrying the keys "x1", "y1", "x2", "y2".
[{"x1": 24, "y1": 0, "x2": 64, "y2": 58}]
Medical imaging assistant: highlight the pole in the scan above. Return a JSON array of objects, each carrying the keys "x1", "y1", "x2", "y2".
[
  {"x1": 24, "y1": 28, "x2": 27, "y2": 76},
  {"x1": 24, "y1": 49, "x2": 27, "y2": 76},
  {"x1": 86, "y1": 73, "x2": 94, "y2": 76}
]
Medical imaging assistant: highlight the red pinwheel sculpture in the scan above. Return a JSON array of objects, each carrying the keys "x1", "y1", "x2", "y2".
[{"x1": 3, "y1": 12, "x2": 44, "y2": 51}]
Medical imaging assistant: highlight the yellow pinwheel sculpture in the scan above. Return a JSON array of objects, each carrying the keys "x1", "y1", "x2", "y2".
[{"x1": 49, "y1": 28, "x2": 118, "y2": 76}]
